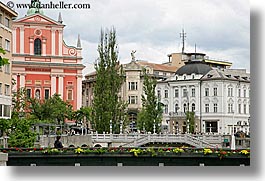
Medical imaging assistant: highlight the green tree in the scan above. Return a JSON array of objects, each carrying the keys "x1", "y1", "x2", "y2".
[
  {"x1": 8, "y1": 118, "x2": 37, "y2": 148},
  {"x1": 137, "y1": 69, "x2": 163, "y2": 133},
  {"x1": 74, "y1": 106, "x2": 92, "y2": 126},
  {"x1": 12, "y1": 88, "x2": 30, "y2": 119},
  {"x1": 92, "y1": 28, "x2": 127, "y2": 133},
  {"x1": 0, "y1": 47, "x2": 9, "y2": 66},
  {"x1": 0, "y1": 118, "x2": 12, "y2": 137},
  {"x1": 186, "y1": 111, "x2": 195, "y2": 133},
  {"x1": 28, "y1": 94, "x2": 73, "y2": 124}
]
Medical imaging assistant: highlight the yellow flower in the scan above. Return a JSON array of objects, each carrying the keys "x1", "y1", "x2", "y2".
[
  {"x1": 241, "y1": 150, "x2": 250, "y2": 155},
  {"x1": 173, "y1": 148, "x2": 184, "y2": 154},
  {"x1": 203, "y1": 148, "x2": 213, "y2": 155},
  {"x1": 75, "y1": 148, "x2": 84, "y2": 154}
]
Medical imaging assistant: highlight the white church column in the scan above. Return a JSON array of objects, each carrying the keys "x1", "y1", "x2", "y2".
[
  {"x1": 58, "y1": 75, "x2": 64, "y2": 98},
  {"x1": 58, "y1": 30, "x2": 63, "y2": 56},
  {"x1": 51, "y1": 29, "x2": 56, "y2": 55},
  {"x1": 29, "y1": 37, "x2": 34, "y2": 55},
  {"x1": 51, "y1": 75, "x2": 56, "y2": 95},
  {"x1": 76, "y1": 75, "x2": 82, "y2": 109},
  {"x1": 20, "y1": 73, "x2": 26, "y2": 88}
]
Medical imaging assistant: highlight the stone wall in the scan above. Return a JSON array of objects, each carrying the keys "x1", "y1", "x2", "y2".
[{"x1": 0, "y1": 152, "x2": 8, "y2": 166}]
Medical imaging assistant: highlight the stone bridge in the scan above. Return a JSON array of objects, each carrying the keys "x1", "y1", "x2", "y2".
[{"x1": 38, "y1": 133, "x2": 223, "y2": 148}]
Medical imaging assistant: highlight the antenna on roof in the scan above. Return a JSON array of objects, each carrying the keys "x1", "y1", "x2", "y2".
[
  {"x1": 180, "y1": 29, "x2": 186, "y2": 54},
  {"x1": 195, "y1": 43, "x2": 197, "y2": 59}
]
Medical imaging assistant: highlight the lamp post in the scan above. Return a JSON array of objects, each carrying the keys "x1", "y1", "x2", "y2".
[
  {"x1": 176, "y1": 122, "x2": 179, "y2": 134},
  {"x1": 153, "y1": 119, "x2": 156, "y2": 134},
  {"x1": 231, "y1": 111, "x2": 236, "y2": 150},
  {"x1": 120, "y1": 120, "x2": 123, "y2": 134},
  {"x1": 110, "y1": 120, "x2": 112, "y2": 134},
  {"x1": 143, "y1": 122, "x2": 145, "y2": 134},
  {"x1": 187, "y1": 119, "x2": 190, "y2": 134}
]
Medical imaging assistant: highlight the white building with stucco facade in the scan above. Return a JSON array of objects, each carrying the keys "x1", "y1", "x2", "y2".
[{"x1": 157, "y1": 60, "x2": 250, "y2": 136}]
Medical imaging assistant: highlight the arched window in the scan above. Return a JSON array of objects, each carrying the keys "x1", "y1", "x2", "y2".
[
  {"x1": 34, "y1": 38, "x2": 42, "y2": 55},
  {"x1": 184, "y1": 103, "x2": 187, "y2": 113},
  {"x1": 175, "y1": 104, "x2": 179, "y2": 113},
  {"x1": 192, "y1": 103, "x2": 195, "y2": 112}
]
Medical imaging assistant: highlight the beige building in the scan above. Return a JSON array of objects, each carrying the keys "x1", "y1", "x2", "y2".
[{"x1": 0, "y1": 2, "x2": 17, "y2": 119}]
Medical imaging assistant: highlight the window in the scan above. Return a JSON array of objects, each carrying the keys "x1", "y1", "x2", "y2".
[
  {"x1": 244, "y1": 90, "x2": 246, "y2": 98},
  {"x1": 244, "y1": 104, "x2": 247, "y2": 114},
  {"x1": 129, "y1": 82, "x2": 138, "y2": 90},
  {"x1": 3, "y1": 105, "x2": 10, "y2": 117},
  {"x1": 128, "y1": 96, "x2": 137, "y2": 104},
  {"x1": 238, "y1": 104, "x2": 241, "y2": 114},
  {"x1": 214, "y1": 103, "x2": 218, "y2": 113},
  {"x1": 4, "y1": 84, "x2": 10, "y2": 96},
  {"x1": 45, "y1": 89, "x2": 50, "y2": 100},
  {"x1": 175, "y1": 104, "x2": 179, "y2": 113},
  {"x1": 35, "y1": 89, "x2": 40, "y2": 99},
  {"x1": 4, "y1": 17, "x2": 10, "y2": 28},
  {"x1": 228, "y1": 87, "x2": 233, "y2": 97},
  {"x1": 184, "y1": 103, "x2": 187, "y2": 113},
  {"x1": 164, "y1": 90, "x2": 168, "y2": 98},
  {"x1": 192, "y1": 103, "x2": 195, "y2": 112},
  {"x1": 174, "y1": 89, "x2": 179, "y2": 98},
  {"x1": 164, "y1": 104, "x2": 168, "y2": 114},
  {"x1": 4, "y1": 64, "x2": 10, "y2": 74},
  {"x1": 163, "y1": 72, "x2": 167, "y2": 77},
  {"x1": 0, "y1": 83, "x2": 2, "y2": 95},
  {"x1": 0, "y1": 105, "x2": 2, "y2": 117},
  {"x1": 34, "y1": 38, "x2": 42, "y2": 55},
  {"x1": 157, "y1": 90, "x2": 161, "y2": 99},
  {"x1": 67, "y1": 89, "x2": 73, "y2": 100},
  {"x1": 205, "y1": 104, "x2": 209, "y2": 113},
  {"x1": 228, "y1": 103, "x2": 233, "y2": 113},
  {"x1": 205, "y1": 122, "x2": 218, "y2": 133},
  {"x1": 205, "y1": 88, "x2": 209, "y2": 97},
  {"x1": 5, "y1": 39, "x2": 10, "y2": 51},
  {"x1": 183, "y1": 88, "x2": 187, "y2": 97},
  {"x1": 191, "y1": 88, "x2": 195, "y2": 97},
  {"x1": 26, "y1": 89, "x2": 31, "y2": 98},
  {"x1": 183, "y1": 75, "x2": 186, "y2": 80},
  {"x1": 0, "y1": 36, "x2": 2, "y2": 48},
  {"x1": 0, "y1": 14, "x2": 2, "y2": 24},
  {"x1": 213, "y1": 87, "x2": 217, "y2": 96},
  {"x1": 238, "y1": 89, "x2": 241, "y2": 97}
]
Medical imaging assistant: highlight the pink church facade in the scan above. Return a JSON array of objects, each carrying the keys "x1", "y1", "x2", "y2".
[{"x1": 12, "y1": 12, "x2": 84, "y2": 110}]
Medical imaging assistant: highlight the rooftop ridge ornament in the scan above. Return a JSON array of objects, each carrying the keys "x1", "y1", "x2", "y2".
[{"x1": 131, "y1": 50, "x2": 136, "y2": 62}]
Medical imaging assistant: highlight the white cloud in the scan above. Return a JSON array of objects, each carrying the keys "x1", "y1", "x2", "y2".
[{"x1": 5, "y1": 0, "x2": 250, "y2": 74}]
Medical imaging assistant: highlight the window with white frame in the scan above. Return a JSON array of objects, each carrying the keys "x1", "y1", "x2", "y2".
[
  {"x1": 157, "y1": 90, "x2": 161, "y2": 99},
  {"x1": 228, "y1": 87, "x2": 233, "y2": 97},
  {"x1": 205, "y1": 88, "x2": 209, "y2": 97},
  {"x1": 5, "y1": 39, "x2": 10, "y2": 51},
  {"x1": 183, "y1": 88, "x2": 187, "y2": 97},
  {"x1": 45, "y1": 89, "x2": 50, "y2": 100},
  {"x1": 67, "y1": 89, "x2": 73, "y2": 100},
  {"x1": 164, "y1": 104, "x2": 168, "y2": 114},
  {"x1": 213, "y1": 103, "x2": 217, "y2": 113},
  {"x1": 128, "y1": 95, "x2": 137, "y2": 104},
  {"x1": 26, "y1": 88, "x2": 31, "y2": 98},
  {"x1": 244, "y1": 104, "x2": 247, "y2": 114},
  {"x1": 4, "y1": 84, "x2": 10, "y2": 96},
  {"x1": 35, "y1": 89, "x2": 41, "y2": 99},
  {"x1": 4, "y1": 64, "x2": 10, "y2": 74},
  {"x1": 213, "y1": 87, "x2": 217, "y2": 96},
  {"x1": 3, "y1": 105, "x2": 10, "y2": 117},
  {"x1": 4, "y1": 17, "x2": 10, "y2": 28},
  {"x1": 228, "y1": 103, "x2": 233, "y2": 113},
  {"x1": 238, "y1": 89, "x2": 241, "y2": 97},
  {"x1": 0, "y1": 105, "x2": 2, "y2": 117},
  {"x1": 164, "y1": 90, "x2": 168, "y2": 98},
  {"x1": 191, "y1": 88, "x2": 195, "y2": 97},
  {"x1": 244, "y1": 89, "x2": 246, "y2": 98},
  {"x1": 175, "y1": 103, "x2": 179, "y2": 113},
  {"x1": 174, "y1": 89, "x2": 179, "y2": 97},
  {"x1": 128, "y1": 82, "x2": 138, "y2": 90},
  {"x1": 205, "y1": 104, "x2": 209, "y2": 113},
  {"x1": 192, "y1": 103, "x2": 195, "y2": 112},
  {"x1": 238, "y1": 104, "x2": 241, "y2": 114},
  {"x1": 0, "y1": 36, "x2": 2, "y2": 48},
  {"x1": 183, "y1": 103, "x2": 187, "y2": 113},
  {"x1": 0, "y1": 83, "x2": 2, "y2": 95}
]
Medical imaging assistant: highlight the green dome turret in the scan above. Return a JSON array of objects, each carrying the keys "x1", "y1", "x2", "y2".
[{"x1": 27, "y1": 0, "x2": 44, "y2": 16}]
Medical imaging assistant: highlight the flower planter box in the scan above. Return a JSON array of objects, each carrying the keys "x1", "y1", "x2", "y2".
[{"x1": 6, "y1": 152, "x2": 250, "y2": 166}]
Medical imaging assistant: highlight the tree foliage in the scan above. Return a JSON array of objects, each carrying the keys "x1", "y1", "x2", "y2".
[
  {"x1": 92, "y1": 28, "x2": 127, "y2": 133},
  {"x1": 0, "y1": 47, "x2": 9, "y2": 66},
  {"x1": 186, "y1": 111, "x2": 195, "y2": 133},
  {"x1": 137, "y1": 69, "x2": 163, "y2": 133}
]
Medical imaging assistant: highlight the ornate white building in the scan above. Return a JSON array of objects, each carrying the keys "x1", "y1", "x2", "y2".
[{"x1": 157, "y1": 60, "x2": 250, "y2": 135}]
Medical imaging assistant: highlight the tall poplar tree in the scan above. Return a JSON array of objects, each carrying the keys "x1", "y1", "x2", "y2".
[
  {"x1": 137, "y1": 69, "x2": 163, "y2": 133},
  {"x1": 92, "y1": 28, "x2": 127, "y2": 133}
]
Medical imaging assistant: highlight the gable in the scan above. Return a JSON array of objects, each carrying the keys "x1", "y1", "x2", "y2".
[{"x1": 14, "y1": 14, "x2": 63, "y2": 26}]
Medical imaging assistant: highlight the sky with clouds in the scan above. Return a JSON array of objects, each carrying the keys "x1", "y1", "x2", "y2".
[{"x1": 4, "y1": 0, "x2": 250, "y2": 75}]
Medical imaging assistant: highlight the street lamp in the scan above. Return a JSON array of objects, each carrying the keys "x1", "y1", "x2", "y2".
[
  {"x1": 176, "y1": 122, "x2": 179, "y2": 134},
  {"x1": 143, "y1": 122, "x2": 145, "y2": 134},
  {"x1": 153, "y1": 119, "x2": 156, "y2": 134},
  {"x1": 120, "y1": 120, "x2": 123, "y2": 134},
  {"x1": 187, "y1": 119, "x2": 189, "y2": 134},
  {"x1": 110, "y1": 120, "x2": 112, "y2": 134}
]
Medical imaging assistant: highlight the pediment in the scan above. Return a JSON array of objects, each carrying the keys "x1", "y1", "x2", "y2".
[
  {"x1": 124, "y1": 61, "x2": 142, "y2": 70},
  {"x1": 14, "y1": 14, "x2": 63, "y2": 26}
]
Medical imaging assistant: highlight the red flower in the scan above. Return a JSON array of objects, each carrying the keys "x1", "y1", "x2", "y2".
[
  {"x1": 15, "y1": 148, "x2": 19, "y2": 151},
  {"x1": 39, "y1": 148, "x2": 43, "y2": 150},
  {"x1": 167, "y1": 148, "x2": 171, "y2": 151},
  {"x1": 3, "y1": 150, "x2": 7, "y2": 153},
  {"x1": 33, "y1": 148, "x2": 37, "y2": 151}
]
